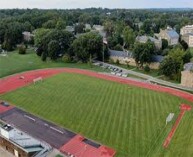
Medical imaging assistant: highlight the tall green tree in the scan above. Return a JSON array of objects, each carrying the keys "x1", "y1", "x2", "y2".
[
  {"x1": 133, "y1": 41, "x2": 155, "y2": 67},
  {"x1": 71, "y1": 32, "x2": 103, "y2": 62},
  {"x1": 123, "y1": 26, "x2": 135, "y2": 49}
]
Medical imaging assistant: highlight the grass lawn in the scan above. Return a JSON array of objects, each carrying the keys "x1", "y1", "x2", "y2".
[
  {"x1": 1, "y1": 73, "x2": 193, "y2": 157},
  {"x1": 0, "y1": 49, "x2": 106, "y2": 78}
]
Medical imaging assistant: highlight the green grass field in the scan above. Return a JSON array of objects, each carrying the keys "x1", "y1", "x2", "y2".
[
  {"x1": 0, "y1": 49, "x2": 106, "y2": 78},
  {"x1": 0, "y1": 73, "x2": 193, "y2": 157}
]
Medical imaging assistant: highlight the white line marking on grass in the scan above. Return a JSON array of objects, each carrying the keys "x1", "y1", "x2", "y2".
[{"x1": 50, "y1": 126, "x2": 63, "y2": 134}]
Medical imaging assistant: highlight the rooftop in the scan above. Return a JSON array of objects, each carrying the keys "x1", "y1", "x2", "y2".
[
  {"x1": 2, "y1": 124, "x2": 13, "y2": 132},
  {"x1": 182, "y1": 25, "x2": 193, "y2": 29},
  {"x1": 0, "y1": 124, "x2": 50, "y2": 154},
  {"x1": 109, "y1": 49, "x2": 132, "y2": 58},
  {"x1": 166, "y1": 29, "x2": 179, "y2": 38},
  {"x1": 184, "y1": 63, "x2": 193, "y2": 71},
  {"x1": 136, "y1": 35, "x2": 160, "y2": 43}
]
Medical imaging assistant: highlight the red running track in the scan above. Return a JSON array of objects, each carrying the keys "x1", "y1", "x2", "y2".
[
  {"x1": 0, "y1": 68, "x2": 193, "y2": 103},
  {"x1": 163, "y1": 104, "x2": 192, "y2": 148}
]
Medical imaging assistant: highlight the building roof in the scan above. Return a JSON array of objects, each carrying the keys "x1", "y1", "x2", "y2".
[
  {"x1": 2, "y1": 124, "x2": 13, "y2": 132},
  {"x1": 65, "y1": 26, "x2": 75, "y2": 32},
  {"x1": 182, "y1": 25, "x2": 193, "y2": 29},
  {"x1": 184, "y1": 63, "x2": 193, "y2": 71},
  {"x1": 136, "y1": 35, "x2": 160, "y2": 43},
  {"x1": 0, "y1": 124, "x2": 50, "y2": 154},
  {"x1": 151, "y1": 55, "x2": 164, "y2": 63},
  {"x1": 109, "y1": 49, "x2": 132, "y2": 58},
  {"x1": 166, "y1": 29, "x2": 179, "y2": 38},
  {"x1": 182, "y1": 33, "x2": 193, "y2": 37}
]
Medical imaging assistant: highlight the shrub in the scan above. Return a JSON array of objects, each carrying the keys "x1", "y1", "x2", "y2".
[
  {"x1": 114, "y1": 44, "x2": 123, "y2": 51},
  {"x1": 109, "y1": 58, "x2": 115, "y2": 64},
  {"x1": 116, "y1": 59, "x2": 120, "y2": 65},
  {"x1": 144, "y1": 65, "x2": 150, "y2": 72},
  {"x1": 18, "y1": 45, "x2": 26, "y2": 54},
  {"x1": 62, "y1": 54, "x2": 72, "y2": 63}
]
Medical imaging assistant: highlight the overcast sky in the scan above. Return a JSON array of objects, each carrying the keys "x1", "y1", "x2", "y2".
[{"x1": 0, "y1": 0, "x2": 193, "y2": 9}]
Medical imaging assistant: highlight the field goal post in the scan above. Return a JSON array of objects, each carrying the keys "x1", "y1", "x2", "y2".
[
  {"x1": 33, "y1": 77, "x2": 43, "y2": 84},
  {"x1": 166, "y1": 113, "x2": 174, "y2": 125}
]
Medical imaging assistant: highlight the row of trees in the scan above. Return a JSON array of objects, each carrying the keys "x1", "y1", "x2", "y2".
[
  {"x1": 34, "y1": 28, "x2": 107, "y2": 62},
  {"x1": 1, "y1": 8, "x2": 193, "y2": 50}
]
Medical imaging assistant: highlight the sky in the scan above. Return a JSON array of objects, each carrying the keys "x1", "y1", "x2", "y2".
[{"x1": 0, "y1": 0, "x2": 193, "y2": 9}]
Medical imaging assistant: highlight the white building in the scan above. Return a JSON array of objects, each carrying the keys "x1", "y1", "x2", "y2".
[{"x1": 180, "y1": 25, "x2": 193, "y2": 35}]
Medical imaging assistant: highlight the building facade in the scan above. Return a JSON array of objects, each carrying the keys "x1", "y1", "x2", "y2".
[
  {"x1": 181, "y1": 33, "x2": 193, "y2": 47},
  {"x1": 180, "y1": 25, "x2": 193, "y2": 35},
  {"x1": 181, "y1": 63, "x2": 193, "y2": 88},
  {"x1": 109, "y1": 50, "x2": 162, "y2": 70}
]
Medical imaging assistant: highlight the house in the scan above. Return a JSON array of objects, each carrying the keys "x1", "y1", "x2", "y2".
[
  {"x1": 22, "y1": 32, "x2": 34, "y2": 42},
  {"x1": 181, "y1": 33, "x2": 193, "y2": 47},
  {"x1": 65, "y1": 26, "x2": 75, "y2": 33},
  {"x1": 0, "y1": 124, "x2": 51, "y2": 157},
  {"x1": 157, "y1": 27, "x2": 179, "y2": 45},
  {"x1": 180, "y1": 25, "x2": 193, "y2": 35},
  {"x1": 136, "y1": 35, "x2": 162, "y2": 49},
  {"x1": 85, "y1": 24, "x2": 91, "y2": 30},
  {"x1": 181, "y1": 63, "x2": 193, "y2": 88},
  {"x1": 93, "y1": 25, "x2": 106, "y2": 38}
]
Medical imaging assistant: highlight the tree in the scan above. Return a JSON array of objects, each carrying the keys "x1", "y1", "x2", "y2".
[
  {"x1": 123, "y1": 26, "x2": 135, "y2": 49},
  {"x1": 162, "y1": 39, "x2": 168, "y2": 50},
  {"x1": 48, "y1": 40, "x2": 60, "y2": 60},
  {"x1": 159, "y1": 48, "x2": 186, "y2": 80},
  {"x1": 56, "y1": 20, "x2": 66, "y2": 30},
  {"x1": 104, "y1": 20, "x2": 114, "y2": 37},
  {"x1": 180, "y1": 40, "x2": 189, "y2": 51},
  {"x1": 74, "y1": 23, "x2": 85, "y2": 34},
  {"x1": 18, "y1": 45, "x2": 26, "y2": 54},
  {"x1": 35, "y1": 29, "x2": 74, "y2": 60},
  {"x1": 133, "y1": 41, "x2": 155, "y2": 67},
  {"x1": 71, "y1": 32, "x2": 103, "y2": 62},
  {"x1": 42, "y1": 20, "x2": 56, "y2": 29}
]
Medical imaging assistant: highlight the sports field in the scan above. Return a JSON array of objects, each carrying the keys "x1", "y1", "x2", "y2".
[{"x1": 1, "y1": 73, "x2": 193, "y2": 157}]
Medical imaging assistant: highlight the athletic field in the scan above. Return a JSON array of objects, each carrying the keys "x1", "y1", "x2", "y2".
[{"x1": 1, "y1": 73, "x2": 193, "y2": 157}]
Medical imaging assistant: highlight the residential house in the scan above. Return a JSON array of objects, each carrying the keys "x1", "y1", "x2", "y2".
[
  {"x1": 136, "y1": 35, "x2": 162, "y2": 49},
  {"x1": 157, "y1": 27, "x2": 179, "y2": 45},
  {"x1": 65, "y1": 26, "x2": 75, "y2": 33},
  {"x1": 181, "y1": 63, "x2": 193, "y2": 88},
  {"x1": 93, "y1": 25, "x2": 106, "y2": 38}
]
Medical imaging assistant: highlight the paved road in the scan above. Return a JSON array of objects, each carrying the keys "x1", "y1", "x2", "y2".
[{"x1": 94, "y1": 61, "x2": 193, "y2": 92}]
